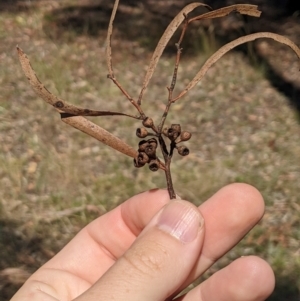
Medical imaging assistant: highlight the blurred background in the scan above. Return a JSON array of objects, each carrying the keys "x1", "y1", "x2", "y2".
[{"x1": 0, "y1": 0, "x2": 300, "y2": 300}]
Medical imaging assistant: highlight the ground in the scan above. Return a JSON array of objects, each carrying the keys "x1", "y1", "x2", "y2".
[{"x1": 0, "y1": 0, "x2": 300, "y2": 300}]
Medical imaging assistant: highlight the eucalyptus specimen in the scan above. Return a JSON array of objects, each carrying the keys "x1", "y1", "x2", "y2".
[{"x1": 17, "y1": 1, "x2": 300, "y2": 199}]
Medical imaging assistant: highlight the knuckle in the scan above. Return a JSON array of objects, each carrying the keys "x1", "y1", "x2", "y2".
[{"x1": 122, "y1": 239, "x2": 169, "y2": 277}]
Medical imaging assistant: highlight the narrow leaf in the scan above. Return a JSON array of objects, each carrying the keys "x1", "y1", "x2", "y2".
[
  {"x1": 17, "y1": 46, "x2": 139, "y2": 159},
  {"x1": 17, "y1": 46, "x2": 65, "y2": 108},
  {"x1": 106, "y1": 0, "x2": 119, "y2": 77},
  {"x1": 189, "y1": 4, "x2": 261, "y2": 22},
  {"x1": 174, "y1": 32, "x2": 300, "y2": 101},
  {"x1": 138, "y1": 2, "x2": 211, "y2": 104},
  {"x1": 17, "y1": 47, "x2": 138, "y2": 118},
  {"x1": 61, "y1": 115, "x2": 138, "y2": 158}
]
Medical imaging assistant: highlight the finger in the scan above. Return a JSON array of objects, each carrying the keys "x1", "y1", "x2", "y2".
[
  {"x1": 198, "y1": 183, "x2": 265, "y2": 272},
  {"x1": 42, "y1": 189, "x2": 171, "y2": 282},
  {"x1": 75, "y1": 200, "x2": 205, "y2": 301},
  {"x1": 172, "y1": 183, "x2": 265, "y2": 295},
  {"x1": 176, "y1": 256, "x2": 275, "y2": 301},
  {"x1": 11, "y1": 189, "x2": 172, "y2": 301}
]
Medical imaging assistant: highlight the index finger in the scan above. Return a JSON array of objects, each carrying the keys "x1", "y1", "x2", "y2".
[{"x1": 42, "y1": 189, "x2": 171, "y2": 283}]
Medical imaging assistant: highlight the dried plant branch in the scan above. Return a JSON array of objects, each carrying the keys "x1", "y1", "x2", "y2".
[
  {"x1": 158, "y1": 15, "x2": 189, "y2": 132},
  {"x1": 107, "y1": 74, "x2": 145, "y2": 117},
  {"x1": 174, "y1": 32, "x2": 300, "y2": 101},
  {"x1": 18, "y1": 1, "x2": 300, "y2": 202},
  {"x1": 155, "y1": 18, "x2": 192, "y2": 198},
  {"x1": 105, "y1": 0, "x2": 145, "y2": 117},
  {"x1": 17, "y1": 47, "x2": 140, "y2": 159},
  {"x1": 137, "y1": 2, "x2": 212, "y2": 105},
  {"x1": 17, "y1": 46, "x2": 167, "y2": 169},
  {"x1": 159, "y1": 136, "x2": 176, "y2": 199},
  {"x1": 150, "y1": 4, "x2": 261, "y2": 133}
]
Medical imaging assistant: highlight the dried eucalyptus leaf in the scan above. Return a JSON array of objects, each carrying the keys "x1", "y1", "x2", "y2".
[
  {"x1": 106, "y1": 0, "x2": 119, "y2": 77},
  {"x1": 61, "y1": 115, "x2": 138, "y2": 158},
  {"x1": 55, "y1": 105, "x2": 138, "y2": 118},
  {"x1": 17, "y1": 47, "x2": 136, "y2": 118},
  {"x1": 138, "y1": 2, "x2": 211, "y2": 104},
  {"x1": 17, "y1": 46, "x2": 65, "y2": 109},
  {"x1": 17, "y1": 46, "x2": 138, "y2": 159},
  {"x1": 175, "y1": 32, "x2": 300, "y2": 101},
  {"x1": 189, "y1": 4, "x2": 261, "y2": 22}
]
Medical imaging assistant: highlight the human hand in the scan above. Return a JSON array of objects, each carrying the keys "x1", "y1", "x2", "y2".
[{"x1": 11, "y1": 183, "x2": 274, "y2": 301}]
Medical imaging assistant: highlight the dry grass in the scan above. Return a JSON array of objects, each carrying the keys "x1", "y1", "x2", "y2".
[{"x1": 0, "y1": 1, "x2": 300, "y2": 300}]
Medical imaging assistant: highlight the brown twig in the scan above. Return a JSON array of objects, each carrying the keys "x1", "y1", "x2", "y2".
[
  {"x1": 107, "y1": 75, "x2": 145, "y2": 117},
  {"x1": 105, "y1": 0, "x2": 145, "y2": 117},
  {"x1": 137, "y1": 3, "x2": 211, "y2": 106},
  {"x1": 158, "y1": 15, "x2": 189, "y2": 133},
  {"x1": 158, "y1": 136, "x2": 176, "y2": 199}
]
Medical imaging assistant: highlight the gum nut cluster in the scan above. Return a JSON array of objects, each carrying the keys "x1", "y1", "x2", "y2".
[
  {"x1": 134, "y1": 138, "x2": 160, "y2": 171},
  {"x1": 163, "y1": 124, "x2": 191, "y2": 156},
  {"x1": 134, "y1": 118, "x2": 192, "y2": 171}
]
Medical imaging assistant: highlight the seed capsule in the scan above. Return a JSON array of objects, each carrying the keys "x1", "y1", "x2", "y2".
[
  {"x1": 171, "y1": 124, "x2": 181, "y2": 134},
  {"x1": 163, "y1": 124, "x2": 181, "y2": 141},
  {"x1": 147, "y1": 138, "x2": 158, "y2": 147},
  {"x1": 138, "y1": 138, "x2": 158, "y2": 158},
  {"x1": 133, "y1": 157, "x2": 145, "y2": 168},
  {"x1": 148, "y1": 159, "x2": 159, "y2": 172},
  {"x1": 138, "y1": 140, "x2": 148, "y2": 152},
  {"x1": 142, "y1": 117, "x2": 154, "y2": 128},
  {"x1": 176, "y1": 131, "x2": 192, "y2": 143},
  {"x1": 137, "y1": 152, "x2": 149, "y2": 164},
  {"x1": 144, "y1": 142, "x2": 157, "y2": 158},
  {"x1": 170, "y1": 124, "x2": 181, "y2": 140},
  {"x1": 136, "y1": 127, "x2": 148, "y2": 138},
  {"x1": 177, "y1": 145, "x2": 189, "y2": 156}
]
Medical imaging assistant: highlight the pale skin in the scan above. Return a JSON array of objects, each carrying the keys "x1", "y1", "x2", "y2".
[{"x1": 11, "y1": 183, "x2": 275, "y2": 301}]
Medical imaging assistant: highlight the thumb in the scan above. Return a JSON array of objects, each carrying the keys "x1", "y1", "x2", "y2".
[{"x1": 76, "y1": 200, "x2": 204, "y2": 301}]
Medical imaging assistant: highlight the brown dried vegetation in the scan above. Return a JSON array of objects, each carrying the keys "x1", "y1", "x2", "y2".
[{"x1": 17, "y1": 0, "x2": 300, "y2": 199}]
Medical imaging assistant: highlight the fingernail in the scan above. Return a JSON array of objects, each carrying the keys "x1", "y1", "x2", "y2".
[{"x1": 157, "y1": 201, "x2": 203, "y2": 243}]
